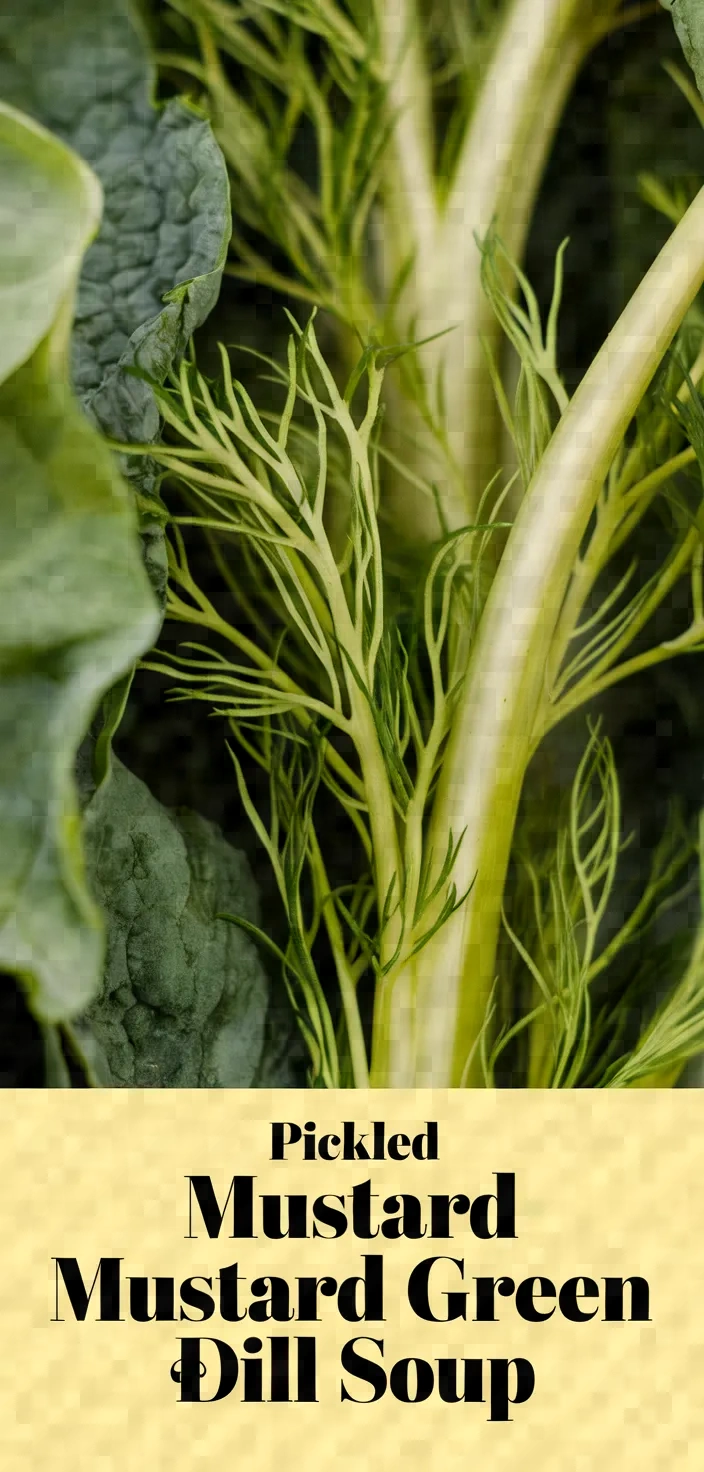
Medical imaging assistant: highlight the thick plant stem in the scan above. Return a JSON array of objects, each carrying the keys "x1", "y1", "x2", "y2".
[
  {"x1": 378, "y1": 0, "x2": 611, "y2": 540},
  {"x1": 373, "y1": 184, "x2": 704, "y2": 1087}
]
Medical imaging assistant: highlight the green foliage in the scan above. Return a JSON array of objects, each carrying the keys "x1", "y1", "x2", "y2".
[
  {"x1": 605, "y1": 914, "x2": 704, "y2": 1087},
  {"x1": 6, "y1": 0, "x2": 704, "y2": 1092},
  {"x1": 129, "y1": 317, "x2": 507, "y2": 1084},
  {"x1": 0, "y1": 102, "x2": 159, "y2": 1023},
  {"x1": 479, "y1": 230, "x2": 569, "y2": 489},
  {"x1": 534, "y1": 327, "x2": 704, "y2": 748},
  {"x1": 0, "y1": 0, "x2": 231, "y2": 601},
  {"x1": 159, "y1": 0, "x2": 386, "y2": 333},
  {"x1": 0, "y1": 106, "x2": 96, "y2": 382},
  {"x1": 609, "y1": 38, "x2": 703, "y2": 315},
  {"x1": 63, "y1": 757, "x2": 300, "y2": 1087},
  {"x1": 130, "y1": 218, "x2": 704, "y2": 1088},
  {"x1": 496, "y1": 724, "x2": 695, "y2": 1088},
  {"x1": 661, "y1": 1, "x2": 704, "y2": 101}
]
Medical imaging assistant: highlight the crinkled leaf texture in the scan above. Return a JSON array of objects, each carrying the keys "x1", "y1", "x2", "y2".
[
  {"x1": 67, "y1": 759, "x2": 302, "y2": 1088},
  {"x1": 0, "y1": 0, "x2": 231, "y2": 600},
  {"x1": 0, "y1": 102, "x2": 159, "y2": 1021},
  {"x1": 661, "y1": 1, "x2": 704, "y2": 99}
]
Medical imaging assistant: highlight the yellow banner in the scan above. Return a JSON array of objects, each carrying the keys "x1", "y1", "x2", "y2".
[{"x1": 1, "y1": 1090, "x2": 702, "y2": 1469}]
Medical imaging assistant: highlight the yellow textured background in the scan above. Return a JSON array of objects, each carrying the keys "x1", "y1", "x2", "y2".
[{"x1": 1, "y1": 1090, "x2": 702, "y2": 1469}]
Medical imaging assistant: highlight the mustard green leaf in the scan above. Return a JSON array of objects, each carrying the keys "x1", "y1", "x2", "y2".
[
  {"x1": 0, "y1": 104, "x2": 102, "y2": 382},
  {"x1": 65, "y1": 759, "x2": 301, "y2": 1088},
  {"x1": 0, "y1": 103, "x2": 160, "y2": 1022},
  {"x1": 0, "y1": 0, "x2": 231, "y2": 600}
]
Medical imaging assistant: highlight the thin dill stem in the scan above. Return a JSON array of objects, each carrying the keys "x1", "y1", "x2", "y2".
[
  {"x1": 611, "y1": 446, "x2": 697, "y2": 549},
  {"x1": 308, "y1": 833, "x2": 370, "y2": 1088},
  {"x1": 545, "y1": 342, "x2": 704, "y2": 690},
  {"x1": 545, "y1": 340, "x2": 704, "y2": 690},
  {"x1": 547, "y1": 447, "x2": 698, "y2": 696},
  {"x1": 318, "y1": 550, "x2": 404, "y2": 959},
  {"x1": 542, "y1": 528, "x2": 702, "y2": 737},
  {"x1": 550, "y1": 613, "x2": 704, "y2": 719},
  {"x1": 608, "y1": 925, "x2": 704, "y2": 1088},
  {"x1": 204, "y1": 528, "x2": 281, "y2": 657},
  {"x1": 551, "y1": 533, "x2": 698, "y2": 701},
  {"x1": 164, "y1": 570, "x2": 366, "y2": 801}
]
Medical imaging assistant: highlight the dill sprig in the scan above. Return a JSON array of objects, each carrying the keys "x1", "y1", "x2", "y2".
[
  {"x1": 137, "y1": 316, "x2": 507, "y2": 1085},
  {"x1": 497, "y1": 724, "x2": 696, "y2": 1088}
]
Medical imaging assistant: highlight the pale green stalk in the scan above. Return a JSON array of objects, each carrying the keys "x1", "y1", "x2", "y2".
[
  {"x1": 373, "y1": 184, "x2": 704, "y2": 1086},
  {"x1": 377, "y1": 0, "x2": 624, "y2": 538},
  {"x1": 374, "y1": 0, "x2": 435, "y2": 281}
]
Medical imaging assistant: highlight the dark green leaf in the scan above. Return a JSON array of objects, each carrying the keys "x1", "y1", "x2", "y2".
[
  {"x1": 0, "y1": 102, "x2": 160, "y2": 1021},
  {"x1": 68, "y1": 758, "x2": 302, "y2": 1087},
  {"x1": 0, "y1": 0, "x2": 231, "y2": 601}
]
